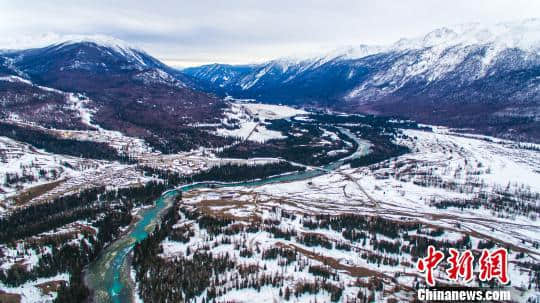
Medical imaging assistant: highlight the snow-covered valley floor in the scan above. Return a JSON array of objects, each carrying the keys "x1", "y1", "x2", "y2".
[
  {"x1": 1, "y1": 101, "x2": 539, "y2": 302},
  {"x1": 155, "y1": 128, "x2": 540, "y2": 302}
]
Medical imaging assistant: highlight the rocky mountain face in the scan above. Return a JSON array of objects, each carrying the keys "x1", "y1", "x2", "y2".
[
  {"x1": 0, "y1": 39, "x2": 230, "y2": 152},
  {"x1": 184, "y1": 19, "x2": 540, "y2": 142}
]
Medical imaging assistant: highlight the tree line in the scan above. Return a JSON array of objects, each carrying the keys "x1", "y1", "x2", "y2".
[{"x1": 0, "y1": 122, "x2": 128, "y2": 161}]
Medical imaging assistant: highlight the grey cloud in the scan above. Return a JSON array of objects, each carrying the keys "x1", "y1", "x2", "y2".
[{"x1": 0, "y1": 0, "x2": 538, "y2": 66}]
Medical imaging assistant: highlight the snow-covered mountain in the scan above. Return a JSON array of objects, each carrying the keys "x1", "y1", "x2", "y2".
[
  {"x1": 0, "y1": 37, "x2": 228, "y2": 152},
  {"x1": 0, "y1": 37, "x2": 196, "y2": 88},
  {"x1": 184, "y1": 19, "x2": 540, "y2": 142}
]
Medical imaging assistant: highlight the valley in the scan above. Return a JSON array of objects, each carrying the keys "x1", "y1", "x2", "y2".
[
  {"x1": 0, "y1": 31, "x2": 538, "y2": 303},
  {"x1": 184, "y1": 19, "x2": 540, "y2": 144},
  {"x1": 1, "y1": 98, "x2": 538, "y2": 302},
  {"x1": 127, "y1": 122, "x2": 540, "y2": 303}
]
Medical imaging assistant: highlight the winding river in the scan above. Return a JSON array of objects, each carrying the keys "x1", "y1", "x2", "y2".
[{"x1": 85, "y1": 127, "x2": 369, "y2": 303}]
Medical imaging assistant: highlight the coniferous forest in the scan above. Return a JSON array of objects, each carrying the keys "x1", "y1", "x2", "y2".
[
  {"x1": 191, "y1": 162, "x2": 304, "y2": 182},
  {"x1": 0, "y1": 160, "x2": 312, "y2": 302},
  {"x1": 0, "y1": 122, "x2": 127, "y2": 161},
  {"x1": 0, "y1": 181, "x2": 169, "y2": 302}
]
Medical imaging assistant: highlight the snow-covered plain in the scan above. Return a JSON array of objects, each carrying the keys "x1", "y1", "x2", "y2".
[{"x1": 214, "y1": 102, "x2": 307, "y2": 142}]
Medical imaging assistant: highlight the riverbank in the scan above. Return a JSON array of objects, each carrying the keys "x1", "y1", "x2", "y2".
[{"x1": 84, "y1": 127, "x2": 371, "y2": 302}]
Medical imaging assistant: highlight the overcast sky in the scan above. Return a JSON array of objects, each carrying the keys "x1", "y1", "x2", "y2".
[{"x1": 0, "y1": 0, "x2": 538, "y2": 67}]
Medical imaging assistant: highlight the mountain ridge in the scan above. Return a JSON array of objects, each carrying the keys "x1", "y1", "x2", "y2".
[
  {"x1": 0, "y1": 39, "x2": 231, "y2": 153},
  {"x1": 184, "y1": 19, "x2": 540, "y2": 142}
]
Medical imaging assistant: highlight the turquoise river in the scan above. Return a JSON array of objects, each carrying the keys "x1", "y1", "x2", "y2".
[{"x1": 84, "y1": 127, "x2": 369, "y2": 302}]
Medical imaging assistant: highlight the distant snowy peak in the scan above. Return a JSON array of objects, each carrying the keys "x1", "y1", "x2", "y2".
[
  {"x1": 331, "y1": 45, "x2": 385, "y2": 60},
  {"x1": 391, "y1": 18, "x2": 540, "y2": 52},
  {"x1": 50, "y1": 36, "x2": 152, "y2": 68},
  {"x1": 309, "y1": 19, "x2": 540, "y2": 63},
  {"x1": 54, "y1": 35, "x2": 139, "y2": 50},
  {"x1": 27, "y1": 34, "x2": 145, "y2": 57},
  {"x1": 262, "y1": 19, "x2": 540, "y2": 66},
  {"x1": 254, "y1": 45, "x2": 384, "y2": 72}
]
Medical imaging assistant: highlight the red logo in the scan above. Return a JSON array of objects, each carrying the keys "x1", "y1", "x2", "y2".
[
  {"x1": 416, "y1": 246, "x2": 509, "y2": 286},
  {"x1": 446, "y1": 248, "x2": 474, "y2": 283},
  {"x1": 478, "y1": 248, "x2": 509, "y2": 284},
  {"x1": 417, "y1": 245, "x2": 445, "y2": 286}
]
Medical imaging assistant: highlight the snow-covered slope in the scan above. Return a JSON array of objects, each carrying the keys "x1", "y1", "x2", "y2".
[
  {"x1": 391, "y1": 18, "x2": 540, "y2": 52},
  {"x1": 53, "y1": 35, "x2": 152, "y2": 67},
  {"x1": 188, "y1": 19, "x2": 540, "y2": 96},
  {"x1": 0, "y1": 36, "x2": 228, "y2": 152},
  {"x1": 0, "y1": 75, "x2": 94, "y2": 130},
  {"x1": 346, "y1": 18, "x2": 540, "y2": 100}
]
